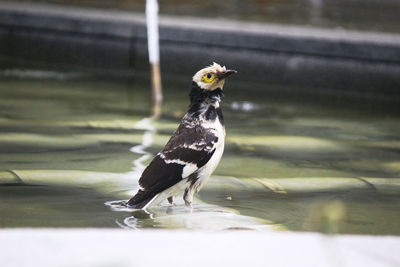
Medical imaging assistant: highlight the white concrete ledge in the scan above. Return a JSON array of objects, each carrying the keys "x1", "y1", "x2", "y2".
[{"x1": 1, "y1": 228, "x2": 399, "y2": 267}]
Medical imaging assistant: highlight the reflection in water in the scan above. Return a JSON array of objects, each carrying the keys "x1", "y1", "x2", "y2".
[
  {"x1": 105, "y1": 200, "x2": 153, "y2": 230},
  {"x1": 127, "y1": 117, "x2": 156, "y2": 192},
  {"x1": 106, "y1": 200, "x2": 275, "y2": 231}
]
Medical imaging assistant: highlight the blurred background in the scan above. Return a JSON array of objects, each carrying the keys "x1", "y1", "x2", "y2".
[
  {"x1": 0, "y1": 0, "x2": 400, "y2": 239},
  {"x1": 9, "y1": 0, "x2": 400, "y2": 32}
]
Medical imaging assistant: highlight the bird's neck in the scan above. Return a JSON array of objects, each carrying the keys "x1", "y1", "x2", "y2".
[
  {"x1": 189, "y1": 81, "x2": 223, "y2": 112},
  {"x1": 187, "y1": 82, "x2": 224, "y2": 125}
]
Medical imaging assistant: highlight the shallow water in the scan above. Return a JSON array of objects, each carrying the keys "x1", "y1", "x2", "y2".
[{"x1": 0, "y1": 69, "x2": 400, "y2": 234}]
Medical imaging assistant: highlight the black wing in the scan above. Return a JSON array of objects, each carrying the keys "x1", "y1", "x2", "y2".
[{"x1": 127, "y1": 123, "x2": 218, "y2": 209}]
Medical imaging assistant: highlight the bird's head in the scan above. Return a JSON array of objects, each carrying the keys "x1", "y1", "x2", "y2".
[{"x1": 192, "y1": 62, "x2": 237, "y2": 91}]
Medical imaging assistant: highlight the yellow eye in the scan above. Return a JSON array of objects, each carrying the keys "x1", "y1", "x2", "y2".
[{"x1": 202, "y1": 73, "x2": 215, "y2": 83}]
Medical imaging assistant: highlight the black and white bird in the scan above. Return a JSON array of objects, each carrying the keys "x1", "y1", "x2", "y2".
[{"x1": 127, "y1": 62, "x2": 237, "y2": 209}]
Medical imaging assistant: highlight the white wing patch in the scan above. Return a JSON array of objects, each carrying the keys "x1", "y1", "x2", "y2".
[{"x1": 159, "y1": 152, "x2": 198, "y2": 179}]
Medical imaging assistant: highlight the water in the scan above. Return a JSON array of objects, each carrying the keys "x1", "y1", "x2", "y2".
[{"x1": 1, "y1": 69, "x2": 400, "y2": 234}]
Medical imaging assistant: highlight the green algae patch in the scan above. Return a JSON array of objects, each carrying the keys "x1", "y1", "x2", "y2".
[
  {"x1": 228, "y1": 135, "x2": 345, "y2": 152},
  {"x1": 1, "y1": 170, "x2": 133, "y2": 199},
  {"x1": 0, "y1": 171, "x2": 21, "y2": 183}
]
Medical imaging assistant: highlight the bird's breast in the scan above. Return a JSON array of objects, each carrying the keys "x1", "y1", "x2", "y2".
[{"x1": 195, "y1": 110, "x2": 225, "y2": 186}]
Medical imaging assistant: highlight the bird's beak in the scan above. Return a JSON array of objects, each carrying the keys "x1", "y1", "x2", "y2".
[{"x1": 218, "y1": 69, "x2": 237, "y2": 79}]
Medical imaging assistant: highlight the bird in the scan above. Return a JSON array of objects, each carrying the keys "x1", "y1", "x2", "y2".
[{"x1": 127, "y1": 62, "x2": 237, "y2": 209}]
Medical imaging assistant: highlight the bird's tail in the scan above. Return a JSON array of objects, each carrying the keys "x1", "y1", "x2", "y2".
[{"x1": 127, "y1": 191, "x2": 158, "y2": 210}]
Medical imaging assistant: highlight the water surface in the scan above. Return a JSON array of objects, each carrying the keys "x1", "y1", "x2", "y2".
[{"x1": 0, "y1": 70, "x2": 399, "y2": 234}]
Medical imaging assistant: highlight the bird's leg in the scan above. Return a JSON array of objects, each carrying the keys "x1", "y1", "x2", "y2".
[
  {"x1": 183, "y1": 188, "x2": 193, "y2": 209},
  {"x1": 184, "y1": 199, "x2": 193, "y2": 209},
  {"x1": 167, "y1": 196, "x2": 173, "y2": 205}
]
